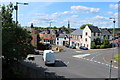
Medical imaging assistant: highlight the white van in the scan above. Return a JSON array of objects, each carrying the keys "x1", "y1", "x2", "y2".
[{"x1": 43, "y1": 50, "x2": 55, "y2": 65}]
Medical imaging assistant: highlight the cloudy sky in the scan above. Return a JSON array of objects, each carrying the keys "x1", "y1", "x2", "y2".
[{"x1": 1, "y1": 2, "x2": 119, "y2": 28}]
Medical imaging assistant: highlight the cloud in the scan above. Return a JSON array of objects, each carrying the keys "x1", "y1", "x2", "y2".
[
  {"x1": 109, "y1": 4, "x2": 118, "y2": 9},
  {"x1": 70, "y1": 5, "x2": 100, "y2": 14}
]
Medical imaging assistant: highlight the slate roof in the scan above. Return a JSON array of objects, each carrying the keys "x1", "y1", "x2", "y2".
[
  {"x1": 58, "y1": 34, "x2": 69, "y2": 38},
  {"x1": 70, "y1": 29, "x2": 83, "y2": 36},
  {"x1": 101, "y1": 30, "x2": 112, "y2": 36},
  {"x1": 88, "y1": 26, "x2": 101, "y2": 33}
]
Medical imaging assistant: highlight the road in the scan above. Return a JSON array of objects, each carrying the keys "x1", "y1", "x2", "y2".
[{"x1": 22, "y1": 47, "x2": 118, "y2": 78}]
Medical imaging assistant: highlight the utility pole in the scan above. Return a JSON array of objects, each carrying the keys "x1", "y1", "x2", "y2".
[{"x1": 68, "y1": 20, "x2": 70, "y2": 45}]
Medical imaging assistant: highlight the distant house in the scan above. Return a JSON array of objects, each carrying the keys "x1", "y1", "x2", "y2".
[
  {"x1": 39, "y1": 29, "x2": 57, "y2": 44},
  {"x1": 39, "y1": 29, "x2": 69, "y2": 44},
  {"x1": 70, "y1": 29, "x2": 83, "y2": 49},
  {"x1": 56, "y1": 34, "x2": 69, "y2": 46},
  {"x1": 101, "y1": 30, "x2": 113, "y2": 41}
]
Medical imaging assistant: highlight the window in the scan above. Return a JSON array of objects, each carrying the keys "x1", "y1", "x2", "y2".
[
  {"x1": 81, "y1": 35, "x2": 82, "y2": 38},
  {"x1": 85, "y1": 38, "x2": 87, "y2": 42},
  {"x1": 108, "y1": 35, "x2": 110, "y2": 39},
  {"x1": 64, "y1": 37, "x2": 66, "y2": 40},
  {"x1": 86, "y1": 32, "x2": 88, "y2": 36},
  {"x1": 98, "y1": 33, "x2": 100, "y2": 36},
  {"x1": 94, "y1": 32, "x2": 96, "y2": 36},
  {"x1": 87, "y1": 44, "x2": 88, "y2": 47}
]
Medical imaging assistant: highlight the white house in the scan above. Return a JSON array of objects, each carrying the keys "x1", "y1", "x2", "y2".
[
  {"x1": 82, "y1": 25, "x2": 101, "y2": 49},
  {"x1": 56, "y1": 34, "x2": 69, "y2": 46}
]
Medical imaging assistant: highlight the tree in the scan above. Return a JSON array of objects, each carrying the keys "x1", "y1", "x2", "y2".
[
  {"x1": 94, "y1": 38, "x2": 101, "y2": 45},
  {"x1": 103, "y1": 36, "x2": 110, "y2": 48},
  {"x1": 80, "y1": 24, "x2": 94, "y2": 29},
  {"x1": 91, "y1": 42, "x2": 96, "y2": 49},
  {"x1": 2, "y1": 3, "x2": 34, "y2": 64}
]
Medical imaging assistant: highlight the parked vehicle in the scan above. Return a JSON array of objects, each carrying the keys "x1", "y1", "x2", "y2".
[
  {"x1": 69, "y1": 46, "x2": 76, "y2": 49},
  {"x1": 79, "y1": 46, "x2": 88, "y2": 50},
  {"x1": 65, "y1": 44, "x2": 70, "y2": 48},
  {"x1": 110, "y1": 43, "x2": 118, "y2": 47},
  {"x1": 43, "y1": 50, "x2": 55, "y2": 65},
  {"x1": 27, "y1": 55, "x2": 35, "y2": 60}
]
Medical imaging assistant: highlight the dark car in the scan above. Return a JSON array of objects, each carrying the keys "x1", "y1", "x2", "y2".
[
  {"x1": 110, "y1": 43, "x2": 118, "y2": 47},
  {"x1": 70, "y1": 46, "x2": 76, "y2": 49},
  {"x1": 65, "y1": 44, "x2": 70, "y2": 48},
  {"x1": 79, "y1": 46, "x2": 88, "y2": 50}
]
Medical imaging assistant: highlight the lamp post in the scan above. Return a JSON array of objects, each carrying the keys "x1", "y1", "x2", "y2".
[
  {"x1": 14, "y1": 2, "x2": 28, "y2": 27},
  {"x1": 109, "y1": 17, "x2": 116, "y2": 79}
]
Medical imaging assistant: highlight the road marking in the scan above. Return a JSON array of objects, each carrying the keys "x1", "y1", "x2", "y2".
[
  {"x1": 73, "y1": 54, "x2": 90, "y2": 58},
  {"x1": 101, "y1": 63, "x2": 104, "y2": 65},
  {"x1": 56, "y1": 59, "x2": 61, "y2": 61},
  {"x1": 94, "y1": 61, "x2": 97, "y2": 63},
  {"x1": 76, "y1": 51, "x2": 81, "y2": 53},
  {"x1": 106, "y1": 64, "x2": 109, "y2": 66},
  {"x1": 90, "y1": 59, "x2": 93, "y2": 61},
  {"x1": 97, "y1": 62, "x2": 101, "y2": 64},
  {"x1": 86, "y1": 59, "x2": 89, "y2": 61}
]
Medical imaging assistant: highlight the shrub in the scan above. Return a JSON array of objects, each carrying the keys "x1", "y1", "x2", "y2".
[
  {"x1": 96, "y1": 45, "x2": 100, "y2": 49},
  {"x1": 91, "y1": 42, "x2": 96, "y2": 49},
  {"x1": 100, "y1": 45, "x2": 105, "y2": 49}
]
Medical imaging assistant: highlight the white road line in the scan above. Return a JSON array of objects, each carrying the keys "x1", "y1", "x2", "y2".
[
  {"x1": 90, "y1": 57, "x2": 94, "y2": 61},
  {"x1": 114, "y1": 66, "x2": 118, "y2": 69},
  {"x1": 94, "y1": 61, "x2": 97, "y2": 63},
  {"x1": 97, "y1": 62, "x2": 101, "y2": 64},
  {"x1": 101, "y1": 63, "x2": 104, "y2": 65},
  {"x1": 56, "y1": 59, "x2": 61, "y2": 60},
  {"x1": 86, "y1": 59, "x2": 89, "y2": 60},
  {"x1": 90, "y1": 60, "x2": 93, "y2": 61},
  {"x1": 106, "y1": 64, "x2": 109, "y2": 66}
]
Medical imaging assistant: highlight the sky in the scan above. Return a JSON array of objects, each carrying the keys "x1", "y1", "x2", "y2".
[{"x1": 1, "y1": 2, "x2": 119, "y2": 29}]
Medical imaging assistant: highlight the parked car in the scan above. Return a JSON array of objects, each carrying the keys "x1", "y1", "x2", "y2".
[
  {"x1": 110, "y1": 43, "x2": 118, "y2": 47},
  {"x1": 79, "y1": 46, "x2": 88, "y2": 50},
  {"x1": 65, "y1": 44, "x2": 70, "y2": 48},
  {"x1": 69, "y1": 46, "x2": 76, "y2": 49}
]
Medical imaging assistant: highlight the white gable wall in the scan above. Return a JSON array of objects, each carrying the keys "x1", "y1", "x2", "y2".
[
  {"x1": 82, "y1": 26, "x2": 92, "y2": 49},
  {"x1": 56, "y1": 37, "x2": 69, "y2": 46}
]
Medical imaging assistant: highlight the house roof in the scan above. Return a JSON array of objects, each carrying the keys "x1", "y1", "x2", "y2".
[
  {"x1": 101, "y1": 30, "x2": 112, "y2": 36},
  {"x1": 88, "y1": 26, "x2": 101, "y2": 33},
  {"x1": 58, "y1": 34, "x2": 69, "y2": 38},
  {"x1": 70, "y1": 29, "x2": 83, "y2": 36}
]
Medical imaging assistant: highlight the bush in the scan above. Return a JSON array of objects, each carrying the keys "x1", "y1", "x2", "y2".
[
  {"x1": 96, "y1": 45, "x2": 100, "y2": 49},
  {"x1": 91, "y1": 42, "x2": 96, "y2": 49},
  {"x1": 100, "y1": 45, "x2": 105, "y2": 49}
]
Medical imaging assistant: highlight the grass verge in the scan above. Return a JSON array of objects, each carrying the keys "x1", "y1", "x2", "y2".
[{"x1": 114, "y1": 54, "x2": 120, "y2": 62}]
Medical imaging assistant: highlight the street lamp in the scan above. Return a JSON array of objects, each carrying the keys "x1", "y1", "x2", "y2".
[
  {"x1": 14, "y1": 2, "x2": 28, "y2": 27},
  {"x1": 109, "y1": 17, "x2": 116, "y2": 79}
]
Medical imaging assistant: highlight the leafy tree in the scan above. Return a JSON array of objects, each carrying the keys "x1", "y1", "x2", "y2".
[
  {"x1": 94, "y1": 38, "x2": 101, "y2": 45},
  {"x1": 2, "y1": 3, "x2": 34, "y2": 64},
  {"x1": 91, "y1": 42, "x2": 96, "y2": 49},
  {"x1": 80, "y1": 24, "x2": 94, "y2": 29},
  {"x1": 103, "y1": 36, "x2": 110, "y2": 48}
]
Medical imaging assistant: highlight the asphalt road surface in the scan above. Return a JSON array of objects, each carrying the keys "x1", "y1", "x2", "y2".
[{"x1": 23, "y1": 47, "x2": 118, "y2": 78}]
